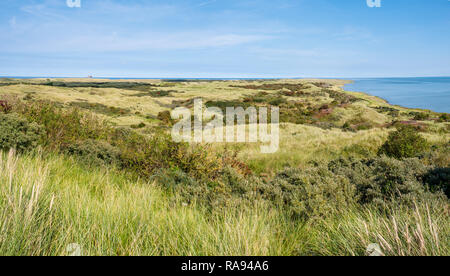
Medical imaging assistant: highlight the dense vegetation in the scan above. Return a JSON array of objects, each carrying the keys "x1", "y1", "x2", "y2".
[{"x1": 0, "y1": 79, "x2": 448, "y2": 256}]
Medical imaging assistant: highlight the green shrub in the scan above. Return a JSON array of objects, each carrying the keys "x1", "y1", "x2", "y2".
[
  {"x1": 342, "y1": 122, "x2": 351, "y2": 130},
  {"x1": 130, "y1": 122, "x2": 146, "y2": 129},
  {"x1": 379, "y1": 126, "x2": 429, "y2": 159},
  {"x1": 388, "y1": 110, "x2": 400, "y2": 117},
  {"x1": 69, "y1": 101, "x2": 130, "y2": 116},
  {"x1": 437, "y1": 113, "x2": 450, "y2": 123},
  {"x1": 341, "y1": 144, "x2": 374, "y2": 157},
  {"x1": 118, "y1": 132, "x2": 222, "y2": 180},
  {"x1": 329, "y1": 156, "x2": 432, "y2": 207},
  {"x1": 424, "y1": 168, "x2": 449, "y2": 198},
  {"x1": 344, "y1": 116, "x2": 376, "y2": 132},
  {"x1": 269, "y1": 97, "x2": 287, "y2": 106},
  {"x1": 13, "y1": 100, "x2": 112, "y2": 150},
  {"x1": 412, "y1": 112, "x2": 431, "y2": 121},
  {"x1": 65, "y1": 139, "x2": 121, "y2": 166},
  {"x1": 152, "y1": 166, "x2": 265, "y2": 210},
  {"x1": 154, "y1": 155, "x2": 444, "y2": 218},
  {"x1": 0, "y1": 113, "x2": 44, "y2": 152},
  {"x1": 6, "y1": 99, "x2": 235, "y2": 188},
  {"x1": 267, "y1": 167, "x2": 357, "y2": 219},
  {"x1": 205, "y1": 100, "x2": 251, "y2": 113},
  {"x1": 324, "y1": 89, "x2": 358, "y2": 104}
]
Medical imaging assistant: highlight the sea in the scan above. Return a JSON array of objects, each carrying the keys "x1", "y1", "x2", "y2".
[{"x1": 344, "y1": 77, "x2": 450, "y2": 113}]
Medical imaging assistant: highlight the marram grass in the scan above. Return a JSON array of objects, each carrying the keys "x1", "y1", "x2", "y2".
[
  {"x1": 0, "y1": 150, "x2": 448, "y2": 256},
  {"x1": 0, "y1": 150, "x2": 306, "y2": 256}
]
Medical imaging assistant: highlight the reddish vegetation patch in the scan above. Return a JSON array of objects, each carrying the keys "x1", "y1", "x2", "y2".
[
  {"x1": 0, "y1": 100, "x2": 12, "y2": 113},
  {"x1": 319, "y1": 108, "x2": 333, "y2": 115},
  {"x1": 313, "y1": 105, "x2": 334, "y2": 119}
]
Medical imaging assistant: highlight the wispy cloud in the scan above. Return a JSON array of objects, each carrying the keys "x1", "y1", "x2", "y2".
[
  {"x1": 198, "y1": 0, "x2": 217, "y2": 7},
  {"x1": 20, "y1": 2, "x2": 67, "y2": 20},
  {"x1": 0, "y1": 30, "x2": 272, "y2": 53}
]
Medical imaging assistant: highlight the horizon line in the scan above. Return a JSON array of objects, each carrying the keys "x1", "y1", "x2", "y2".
[{"x1": 1, "y1": 75, "x2": 450, "y2": 80}]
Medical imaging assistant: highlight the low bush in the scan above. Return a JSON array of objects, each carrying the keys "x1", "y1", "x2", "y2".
[
  {"x1": 379, "y1": 126, "x2": 429, "y2": 159},
  {"x1": 154, "y1": 164, "x2": 360, "y2": 220},
  {"x1": 437, "y1": 113, "x2": 450, "y2": 123},
  {"x1": 130, "y1": 122, "x2": 146, "y2": 129},
  {"x1": 156, "y1": 162, "x2": 360, "y2": 220},
  {"x1": 324, "y1": 89, "x2": 358, "y2": 105},
  {"x1": 0, "y1": 100, "x2": 12, "y2": 113},
  {"x1": 117, "y1": 132, "x2": 222, "y2": 180},
  {"x1": 8, "y1": 100, "x2": 224, "y2": 180},
  {"x1": 65, "y1": 139, "x2": 121, "y2": 167},
  {"x1": 157, "y1": 110, "x2": 173, "y2": 125},
  {"x1": 205, "y1": 100, "x2": 251, "y2": 113},
  {"x1": 375, "y1": 106, "x2": 398, "y2": 113},
  {"x1": 329, "y1": 156, "x2": 435, "y2": 207},
  {"x1": 69, "y1": 101, "x2": 130, "y2": 116},
  {"x1": 424, "y1": 167, "x2": 449, "y2": 198},
  {"x1": 412, "y1": 112, "x2": 431, "y2": 121},
  {"x1": 153, "y1": 153, "x2": 447, "y2": 219},
  {"x1": 13, "y1": 100, "x2": 113, "y2": 150},
  {"x1": 269, "y1": 97, "x2": 287, "y2": 106},
  {"x1": 343, "y1": 116, "x2": 376, "y2": 132},
  {"x1": 0, "y1": 113, "x2": 44, "y2": 152},
  {"x1": 267, "y1": 167, "x2": 358, "y2": 219},
  {"x1": 342, "y1": 122, "x2": 353, "y2": 131},
  {"x1": 152, "y1": 166, "x2": 265, "y2": 210}
]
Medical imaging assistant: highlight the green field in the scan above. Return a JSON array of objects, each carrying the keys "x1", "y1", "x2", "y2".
[{"x1": 0, "y1": 78, "x2": 448, "y2": 256}]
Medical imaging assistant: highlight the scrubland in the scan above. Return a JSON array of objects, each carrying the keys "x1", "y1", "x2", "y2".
[{"x1": 0, "y1": 78, "x2": 448, "y2": 256}]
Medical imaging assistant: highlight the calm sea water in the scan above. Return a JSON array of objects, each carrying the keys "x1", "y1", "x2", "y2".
[{"x1": 344, "y1": 77, "x2": 450, "y2": 113}]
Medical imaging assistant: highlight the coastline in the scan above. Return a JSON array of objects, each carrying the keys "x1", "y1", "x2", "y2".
[
  {"x1": 338, "y1": 80, "x2": 426, "y2": 112},
  {"x1": 342, "y1": 78, "x2": 450, "y2": 114}
]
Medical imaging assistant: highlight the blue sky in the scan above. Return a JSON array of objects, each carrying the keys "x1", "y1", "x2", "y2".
[{"x1": 1, "y1": 0, "x2": 449, "y2": 78}]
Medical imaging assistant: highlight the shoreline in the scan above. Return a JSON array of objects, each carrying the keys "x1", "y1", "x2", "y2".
[{"x1": 342, "y1": 79, "x2": 449, "y2": 114}]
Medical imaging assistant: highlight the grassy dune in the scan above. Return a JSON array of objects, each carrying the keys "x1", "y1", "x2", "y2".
[
  {"x1": 2, "y1": 78, "x2": 448, "y2": 172},
  {"x1": 0, "y1": 78, "x2": 448, "y2": 256}
]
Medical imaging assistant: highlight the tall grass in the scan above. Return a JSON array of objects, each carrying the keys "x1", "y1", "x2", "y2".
[
  {"x1": 0, "y1": 150, "x2": 57, "y2": 255},
  {"x1": 308, "y1": 203, "x2": 449, "y2": 256},
  {"x1": 1, "y1": 150, "x2": 448, "y2": 256},
  {"x1": 0, "y1": 150, "x2": 308, "y2": 256}
]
